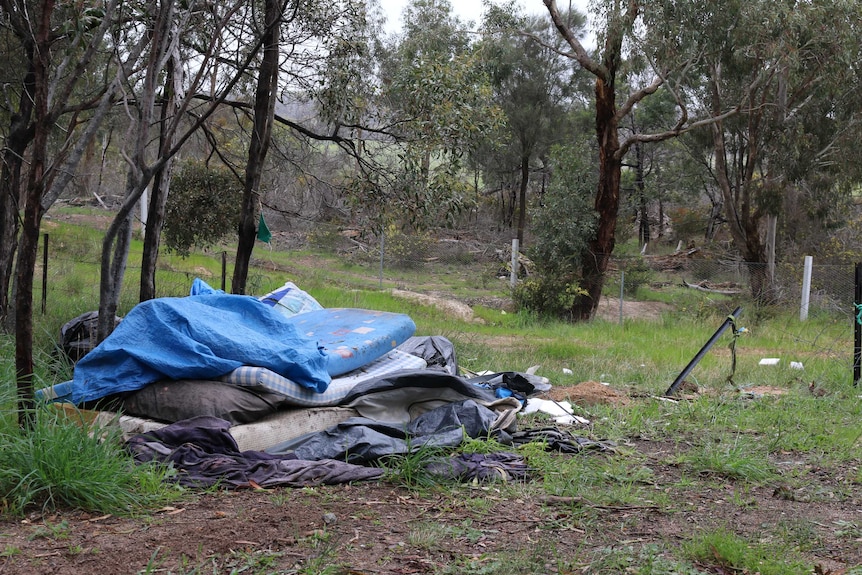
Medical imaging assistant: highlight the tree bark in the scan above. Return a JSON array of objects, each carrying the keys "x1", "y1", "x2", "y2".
[
  {"x1": 708, "y1": 72, "x2": 769, "y2": 301},
  {"x1": 517, "y1": 154, "x2": 529, "y2": 246},
  {"x1": 15, "y1": 0, "x2": 54, "y2": 424},
  {"x1": 571, "y1": 75, "x2": 622, "y2": 321},
  {"x1": 233, "y1": 0, "x2": 280, "y2": 295},
  {"x1": 0, "y1": 55, "x2": 36, "y2": 330},
  {"x1": 140, "y1": 57, "x2": 176, "y2": 302}
]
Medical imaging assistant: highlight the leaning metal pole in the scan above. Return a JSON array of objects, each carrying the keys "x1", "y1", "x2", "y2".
[{"x1": 665, "y1": 306, "x2": 743, "y2": 397}]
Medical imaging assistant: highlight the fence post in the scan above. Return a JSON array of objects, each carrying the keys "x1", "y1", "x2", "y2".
[
  {"x1": 510, "y1": 239, "x2": 519, "y2": 290},
  {"x1": 221, "y1": 252, "x2": 227, "y2": 291},
  {"x1": 800, "y1": 255, "x2": 812, "y2": 321},
  {"x1": 854, "y1": 262, "x2": 861, "y2": 385},
  {"x1": 41, "y1": 233, "x2": 48, "y2": 314},
  {"x1": 619, "y1": 270, "x2": 624, "y2": 324},
  {"x1": 379, "y1": 233, "x2": 385, "y2": 289}
]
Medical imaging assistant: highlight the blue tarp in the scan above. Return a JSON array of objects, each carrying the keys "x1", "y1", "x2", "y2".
[{"x1": 68, "y1": 294, "x2": 330, "y2": 405}]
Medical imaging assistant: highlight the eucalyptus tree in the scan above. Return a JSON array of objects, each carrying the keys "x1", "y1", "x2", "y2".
[
  {"x1": 0, "y1": 0, "x2": 157, "y2": 418},
  {"x1": 359, "y1": 0, "x2": 502, "y2": 233},
  {"x1": 539, "y1": 0, "x2": 711, "y2": 319},
  {"x1": 0, "y1": 13, "x2": 31, "y2": 328},
  {"x1": 96, "y1": 0, "x2": 273, "y2": 340},
  {"x1": 646, "y1": 0, "x2": 862, "y2": 299},
  {"x1": 233, "y1": 0, "x2": 372, "y2": 294},
  {"x1": 540, "y1": 0, "x2": 796, "y2": 319},
  {"x1": 479, "y1": 4, "x2": 586, "y2": 246}
]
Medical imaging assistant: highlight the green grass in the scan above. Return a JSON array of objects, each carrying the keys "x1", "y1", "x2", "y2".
[
  {"x1": 0, "y1": 403, "x2": 180, "y2": 515},
  {"x1": 2, "y1": 211, "x2": 860, "y2": 572},
  {"x1": 682, "y1": 527, "x2": 812, "y2": 575}
]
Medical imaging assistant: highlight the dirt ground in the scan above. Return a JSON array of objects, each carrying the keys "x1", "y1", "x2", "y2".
[
  {"x1": 0, "y1": 444, "x2": 859, "y2": 575},
  {"x1": 594, "y1": 296, "x2": 673, "y2": 323},
  {"x1": 1, "y1": 384, "x2": 859, "y2": 574}
]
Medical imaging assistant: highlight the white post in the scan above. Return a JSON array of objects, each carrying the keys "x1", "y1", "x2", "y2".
[
  {"x1": 800, "y1": 255, "x2": 813, "y2": 321},
  {"x1": 510, "y1": 239, "x2": 519, "y2": 289},
  {"x1": 140, "y1": 186, "x2": 149, "y2": 236},
  {"x1": 619, "y1": 270, "x2": 624, "y2": 324},
  {"x1": 766, "y1": 215, "x2": 777, "y2": 284}
]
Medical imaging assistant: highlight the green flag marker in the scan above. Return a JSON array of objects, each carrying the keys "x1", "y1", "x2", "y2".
[{"x1": 257, "y1": 213, "x2": 272, "y2": 243}]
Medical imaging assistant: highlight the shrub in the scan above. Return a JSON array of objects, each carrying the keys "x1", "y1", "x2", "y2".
[
  {"x1": 618, "y1": 257, "x2": 654, "y2": 297},
  {"x1": 383, "y1": 225, "x2": 430, "y2": 269},
  {"x1": 163, "y1": 161, "x2": 243, "y2": 257},
  {"x1": 515, "y1": 141, "x2": 596, "y2": 318},
  {"x1": 513, "y1": 274, "x2": 587, "y2": 320}
]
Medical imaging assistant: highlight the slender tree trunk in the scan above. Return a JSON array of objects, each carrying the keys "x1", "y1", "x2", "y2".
[
  {"x1": 15, "y1": 0, "x2": 53, "y2": 424},
  {"x1": 140, "y1": 58, "x2": 176, "y2": 302},
  {"x1": 516, "y1": 154, "x2": 529, "y2": 246},
  {"x1": 0, "y1": 56, "x2": 36, "y2": 330},
  {"x1": 97, "y1": 209, "x2": 133, "y2": 339},
  {"x1": 571, "y1": 75, "x2": 621, "y2": 321},
  {"x1": 635, "y1": 143, "x2": 649, "y2": 246},
  {"x1": 629, "y1": 115, "x2": 649, "y2": 247},
  {"x1": 505, "y1": 184, "x2": 516, "y2": 229},
  {"x1": 233, "y1": 0, "x2": 280, "y2": 295},
  {"x1": 98, "y1": 0, "x2": 172, "y2": 339},
  {"x1": 708, "y1": 73, "x2": 769, "y2": 300}
]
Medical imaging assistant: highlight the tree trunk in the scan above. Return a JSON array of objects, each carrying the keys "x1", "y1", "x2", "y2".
[
  {"x1": 635, "y1": 143, "x2": 649, "y2": 246},
  {"x1": 516, "y1": 154, "x2": 529, "y2": 246},
  {"x1": 98, "y1": 0, "x2": 174, "y2": 339},
  {"x1": 15, "y1": 0, "x2": 53, "y2": 424},
  {"x1": 571, "y1": 76, "x2": 621, "y2": 321},
  {"x1": 140, "y1": 58, "x2": 176, "y2": 302},
  {"x1": 97, "y1": 210, "x2": 132, "y2": 341},
  {"x1": 15, "y1": 192, "x2": 42, "y2": 422},
  {"x1": 708, "y1": 73, "x2": 769, "y2": 301},
  {"x1": 0, "y1": 56, "x2": 36, "y2": 330},
  {"x1": 233, "y1": 0, "x2": 280, "y2": 295}
]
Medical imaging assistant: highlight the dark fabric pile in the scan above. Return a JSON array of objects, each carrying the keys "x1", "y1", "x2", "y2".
[
  {"x1": 425, "y1": 452, "x2": 531, "y2": 482},
  {"x1": 126, "y1": 416, "x2": 383, "y2": 488}
]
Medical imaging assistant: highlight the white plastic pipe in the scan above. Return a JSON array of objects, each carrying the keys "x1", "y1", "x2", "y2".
[
  {"x1": 800, "y1": 255, "x2": 813, "y2": 321},
  {"x1": 510, "y1": 239, "x2": 519, "y2": 289}
]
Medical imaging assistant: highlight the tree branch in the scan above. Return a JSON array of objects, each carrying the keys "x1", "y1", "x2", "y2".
[{"x1": 541, "y1": 0, "x2": 607, "y2": 80}]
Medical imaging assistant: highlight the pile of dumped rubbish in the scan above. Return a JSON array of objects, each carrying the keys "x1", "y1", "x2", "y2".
[{"x1": 39, "y1": 279, "x2": 614, "y2": 489}]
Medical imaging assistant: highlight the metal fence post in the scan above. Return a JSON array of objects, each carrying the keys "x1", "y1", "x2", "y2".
[
  {"x1": 41, "y1": 233, "x2": 48, "y2": 314},
  {"x1": 221, "y1": 252, "x2": 227, "y2": 291},
  {"x1": 510, "y1": 239, "x2": 519, "y2": 290},
  {"x1": 379, "y1": 233, "x2": 385, "y2": 289},
  {"x1": 800, "y1": 255, "x2": 813, "y2": 321},
  {"x1": 854, "y1": 262, "x2": 861, "y2": 385},
  {"x1": 619, "y1": 270, "x2": 624, "y2": 324}
]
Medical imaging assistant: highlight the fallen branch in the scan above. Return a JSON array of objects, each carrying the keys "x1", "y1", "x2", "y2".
[{"x1": 683, "y1": 280, "x2": 742, "y2": 295}]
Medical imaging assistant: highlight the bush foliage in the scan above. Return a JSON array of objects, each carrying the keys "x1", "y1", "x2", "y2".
[
  {"x1": 515, "y1": 142, "x2": 597, "y2": 318},
  {"x1": 163, "y1": 162, "x2": 244, "y2": 257}
]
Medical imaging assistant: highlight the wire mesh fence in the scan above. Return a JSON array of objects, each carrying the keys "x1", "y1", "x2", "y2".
[
  {"x1": 28, "y1": 217, "x2": 858, "y2": 383},
  {"x1": 33, "y1": 218, "x2": 858, "y2": 320}
]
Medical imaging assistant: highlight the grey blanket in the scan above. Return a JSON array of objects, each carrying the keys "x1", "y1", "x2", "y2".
[{"x1": 126, "y1": 415, "x2": 383, "y2": 488}]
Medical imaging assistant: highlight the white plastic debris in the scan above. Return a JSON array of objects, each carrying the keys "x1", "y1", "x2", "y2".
[
  {"x1": 522, "y1": 398, "x2": 590, "y2": 425},
  {"x1": 758, "y1": 358, "x2": 780, "y2": 366},
  {"x1": 562, "y1": 368, "x2": 573, "y2": 375},
  {"x1": 790, "y1": 361, "x2": 804, "y2": 370}
]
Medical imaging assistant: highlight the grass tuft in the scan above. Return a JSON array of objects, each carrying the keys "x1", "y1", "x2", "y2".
[
  {"x1": 0, "y1": 404, "x2": 179, "y2": 516},
  {"x1": 682, "y1": 527, "x2": 811, "y2": 575}
]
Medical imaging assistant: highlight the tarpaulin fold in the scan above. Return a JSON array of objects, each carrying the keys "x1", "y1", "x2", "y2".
[{"x1": 68, "y1": 294, "x2": 330, "y2": 405}]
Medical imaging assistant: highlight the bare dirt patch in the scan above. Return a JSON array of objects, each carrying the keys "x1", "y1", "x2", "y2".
[
  {"x1": 390, "y1": 289, "x2": 483, "y2": 324},
  {"x1": 595, "y1": 296, "x2": 673, "y2": 322},
  {"x1": 544, "y1": 380, "x2": 630, "y2": 407}
]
